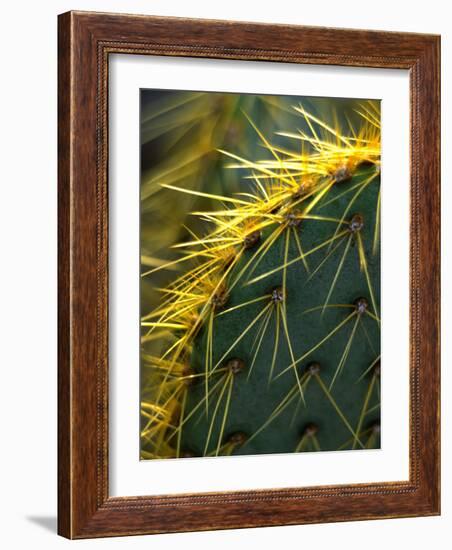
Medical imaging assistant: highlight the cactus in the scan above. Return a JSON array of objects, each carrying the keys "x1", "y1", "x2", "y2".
[{"x1": 141, "y1": 96, "x2": 381, "y2": 459}]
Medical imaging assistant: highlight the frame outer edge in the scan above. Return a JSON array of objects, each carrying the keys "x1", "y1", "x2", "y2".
[
  {"x1": 410, "y1": 37, "x2": 441, "y2": 517},
  {"x1": 427, "y1": 35, "x2": 441, "y2": 515},
  {"x1": 57, "y1": 11, "x2": 73, "y2": 539},
  {"x1": 437, "y1": 36, "x2": 441, "y2": 517}
]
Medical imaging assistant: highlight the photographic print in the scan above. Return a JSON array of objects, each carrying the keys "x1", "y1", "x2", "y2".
[{"x1": 140, "y1": 90, "x2": 381, "y2": 460}]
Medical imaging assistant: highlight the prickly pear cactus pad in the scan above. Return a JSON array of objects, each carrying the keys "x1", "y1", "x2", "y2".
[{"x1": 140, "y1": 90, "x2": 381, "y2": 460}]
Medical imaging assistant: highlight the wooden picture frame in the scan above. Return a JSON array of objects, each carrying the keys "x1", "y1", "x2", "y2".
[{"x1": 58, "y1": 10, "x2": 440, "y2": 538}]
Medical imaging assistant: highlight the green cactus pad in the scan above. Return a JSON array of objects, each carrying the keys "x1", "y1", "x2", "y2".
[{"x1": 179, "y1": 167, "x2": 381, "y2": 456}]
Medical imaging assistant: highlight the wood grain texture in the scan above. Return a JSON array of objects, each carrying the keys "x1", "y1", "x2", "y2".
[
  {"x1": 57, "y1": 10, "x2": 440, "y2": 539},
  {"x1": 57, "y1": 11, "x2": 72, "y2": 539}
]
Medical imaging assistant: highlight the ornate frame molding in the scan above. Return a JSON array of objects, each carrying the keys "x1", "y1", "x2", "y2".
[{"x1": 58, "y1": 11, "x2": 440, "y2": 538}]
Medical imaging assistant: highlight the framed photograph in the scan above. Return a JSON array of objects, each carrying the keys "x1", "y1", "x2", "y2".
[{"x1": 58, "y1": 11, "x2": 440, "y2": 538}]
